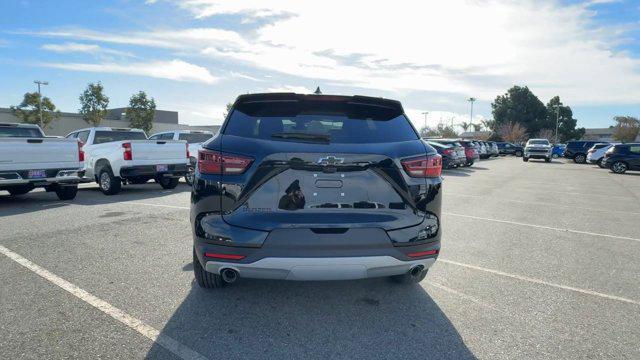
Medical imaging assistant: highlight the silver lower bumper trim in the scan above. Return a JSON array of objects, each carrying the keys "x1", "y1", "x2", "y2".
[{"x1": 205, "y1": 256, "x2": 436, "y2": 281}]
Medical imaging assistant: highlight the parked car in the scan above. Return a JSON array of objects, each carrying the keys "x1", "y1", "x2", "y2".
[
  {"x1": 474, "y1": 141, "x2": 488, "y2": 159},
  {"x1": 427, "y1": 141, "x2": 458, "y2": 169},
  {"x1": 427, "y1": 139, "x2": 466, "y2": 167},
  {"x1": 496, "y1": 142, "x2": 524, "y2": 157},
  {"x1": 523, "y1": 138, "x2": 552, "y2": 162},
  {"x1": 551, "y1": 144, "x2": 565, "y2": 158},
  {"x1": 191, "y1": 93, "x2": 441, "y2": 288},
  {"x1": 66, "y1": 127, "x2": 189, "y2": 195},
  {"x1": 0, "y1": 123, "x2": 83, "y2": 200},
  {"x1": 149, "y1": 130, "x2": 215, "y2": 185},
  {"x1": 564, "y1": 140, "x2": 600, "y2": 163},
  {"x1": 487, "y1": 141, "x2": 499, "y2": 157},
  {"x1": 586, "y1": 143, "x2": 613, "y2": 168},
  {"x1": 458, "y1": 140, "x2": 479, "y2": 166},
  {"x1": 603, "y1": 143, "x2": 640, "y2": 174}
]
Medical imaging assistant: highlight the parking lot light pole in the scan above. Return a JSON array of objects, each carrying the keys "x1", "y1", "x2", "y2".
[
  {"x1": 421, "y1": 111, "x2": 428, "y2": 137},
  {"x1": 467, "y1": 97, "x2": 476, "y2": 129},
  {"x1": 34, "y1": 80, "x2": 49, "y2": 128},
  {"x1": 553, "y1": 104, "x2": 560, "y2": 144}
]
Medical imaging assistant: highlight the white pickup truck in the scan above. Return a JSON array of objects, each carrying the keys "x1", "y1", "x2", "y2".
[
  {"x1": 0, "y1": 123, "x2": 83, "y2": 200},
  {"x1": 66, "y1": 127, "x2": 189, "y2": 195},
  {"x1": 149, "y1": 130, "x2": 214, "y2": 185}
]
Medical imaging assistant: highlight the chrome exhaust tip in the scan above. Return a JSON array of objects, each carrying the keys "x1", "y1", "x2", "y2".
[{"x1": 220, "y1": 268, "x2": 239, "y2": 283}]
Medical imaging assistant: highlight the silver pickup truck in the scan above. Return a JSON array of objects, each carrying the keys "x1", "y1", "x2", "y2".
[{"x1": 0, "y1": 123, "x2": 83, "y2": 200}]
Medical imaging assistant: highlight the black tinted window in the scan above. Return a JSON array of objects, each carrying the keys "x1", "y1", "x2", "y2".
[
  {"x1": 178, "y1": 133, "x2": 213, "y2": 143},
  {"x1": 0, "y1": 126, "x2": 43, "y2": 138},
  {"x1": 93, "y1": 131, "x2": 147, "y2": 144},
  {"x1": 224, "y1": 110, "x2": 418, "y2": 144}
]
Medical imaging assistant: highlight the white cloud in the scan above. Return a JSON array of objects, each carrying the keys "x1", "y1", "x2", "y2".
[
  {"x1": 266, "y1": 85, "x2": 312, "y2": 93},
  {"x1": 41, "y1": 59, "x2": 219, "y2": 84},
  {"x1": 25, "y1": 0, "x2": 640, "y2": 107},
  {"x1": 42, "y1": 42, "x2": 134, "y2": 57}
]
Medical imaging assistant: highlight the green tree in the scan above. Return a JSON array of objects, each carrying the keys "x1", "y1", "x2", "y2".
[
  {"x1": 491, "y1": 86, "x2": 549, "y2": 136},
  {"x1": 223, "y1": 102, "x2": 233, "y2": 119},
  {"x1": 79, "y1": 82, "x2": 109, "y2": 126},
  {"x1": 459, "y1": 121, "x2": 471, "y2": 132},
  {"x1": 546, "y1": 96, "x2": 584, "y2": 142},
  {"x1": 10, "y1": 92, "x2": 61, "y2": 129},
  {"x1": 125, "y1": 91, "x2": 156, "y2": 133},
  {"x1": 612, "y1": 116, "x2": 640, "y2": 142},
  {"x1": 424, "y1": 124, "x2": 458, "y2": 138}
]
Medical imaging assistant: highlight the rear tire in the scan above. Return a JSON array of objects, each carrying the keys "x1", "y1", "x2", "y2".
[
  {"x1": 597, "y1": 158, "x2": 606, "y2": 168},
  {"x1": 390, "y1": 269, "x2": 428, "y2": 284},
  {"x1": 7, "y1": 185, "x2": 33, "y2": 196},
  {"x1": 552, "y1": 153, "x2": 559, "y2": 158},
  {"x1": 193, "y1": 249, "x2": 225, "y2": 289},
  {"x1": 185, "y1": 171, "x2": 194, "y2": 186},
  {"x1": 611, "y1": 161, "x2": 628, "y2": 174},
  {"x1": 55, "y1": 185, "x2": 78, "y2": 200},
  {"x1": 574, "y1": 154, "x2": 586, "y2": 164},
  {"x1": 99, "y1": 168, "x2": 121, "y2": 195},
  {"x1": 158, "y1": 177, "x2": 179, "y2": 189},
  {"x1": 523, "y1": 157, "x2": 529, "y2": 162},
  {"x1": 515, "y1": 150, "x2": 523, "y2": 157},
  {"x1": 545, "y1": 157, "x2": 551, "y2": 163}
]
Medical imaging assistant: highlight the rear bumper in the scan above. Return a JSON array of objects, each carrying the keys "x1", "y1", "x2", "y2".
[
  {"x1": 119, "y1": 164, "x2": 188, "y2": 178},
  {"x1": 0, "y1": 169, "x2": 83, "y2": 188},
  {"x1": 205, "y1": 256, "x2": 436, "y2": 281}
]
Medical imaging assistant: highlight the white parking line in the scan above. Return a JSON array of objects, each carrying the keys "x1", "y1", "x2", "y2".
[
  {"x1": 129, "y1": 202, "x2": 189, "y2": 210},
  {"x1": 439, "y1": 259, "x2": 640, "y2": 306},
  {"x1": 0, "y1": 245, "x2": 208, "y2": 360},
  {"x1": 444, "y1": 212, "x2": 640, "y2": 243},
  {"x1": 445, "y1": 193, "x2": 640, "y2": 216}
]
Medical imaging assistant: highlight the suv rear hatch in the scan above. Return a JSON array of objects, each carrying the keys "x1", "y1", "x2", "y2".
[{"x1": 204, "y1": 94, "x2": 439, "y2": 232}]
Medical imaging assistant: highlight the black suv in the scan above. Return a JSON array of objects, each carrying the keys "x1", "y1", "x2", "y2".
[
  {"x1": 603, "y1": 143, "x2": 640, "y2": 174},
  {"x1": 191, "y1": 93, "x2": 442, "y2": 288},
  {"x1": 496, "y1": 142, "x2": 523, "y2": 157},
  {"x1": 564, "y1": 140, "x2": 600, "y2": 163}
]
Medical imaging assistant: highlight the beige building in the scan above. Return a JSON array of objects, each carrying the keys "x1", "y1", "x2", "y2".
[{"x1": 0, "y1": 107, "x2": 220, "y2": 136}]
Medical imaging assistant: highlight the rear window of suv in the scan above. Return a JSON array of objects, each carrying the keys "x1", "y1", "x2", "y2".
[{"x1": 224, "y1": 110, "x2": 418, "y2": 144}]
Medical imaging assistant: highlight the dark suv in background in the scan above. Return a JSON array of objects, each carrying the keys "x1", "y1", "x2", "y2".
[
  {"x1": 564, "y1": 140, "x2": 599, "y2": 163},
  {"x1": 603, "y1": 143, "x2": 640, "y2": 174},
  {"x1": 191, "y1": 93, "x2": 442, "y2": 289},
  {"x1": 496, "y1": 142, "x2": 523, "y2": 157}
]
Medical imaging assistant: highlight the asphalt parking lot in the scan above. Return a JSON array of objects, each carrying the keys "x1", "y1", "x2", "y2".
[{"x1": 1, "y1": 157, "x2": 639, "y2": 360}]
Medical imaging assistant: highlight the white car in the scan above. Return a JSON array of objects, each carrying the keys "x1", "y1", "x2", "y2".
[
  {"x1": 523, "y1": 138, "x2": 552, "y2": 162},
  {"x1": 587, "y1": 143, "x2": 615, "y2": 168},
  {"x1": 149, "y1": 130, "x2": 214, "y2": 185},
  {"x1": 66, "y1": 127, "x2": 189, "y2": 195},
  {"x1": 0, "y1": 123, "x2": 83, "y2": 200}
]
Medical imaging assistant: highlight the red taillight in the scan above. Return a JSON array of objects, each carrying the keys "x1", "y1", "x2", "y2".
[
  {"x1": 443, "y1": 149, "x2": 453, "y2": 155},
  {"x1": 122, "y1": 142, "x2": 133, "y2": 161},
  {"x1": 465, "y1": 148, "x2": 474, "y2": 156},
  {"x1": 77, "y1": 140, "x2": 85, "y2": 162},
  {"x1": 198, "y1": 149, "x2": 253, "y2": 175},
  {"x1": 401, "y1": 154, "x2": 442, "y2": 178},
  {"x1": 186, "y1": 143, "x2": 190, "y2": 159},
  {"x1": 407, "y1": 249, "x2": 439, "y2": 258},
  {"x1": 204, "y1": 252, "x2": 245, "y2": 260}
]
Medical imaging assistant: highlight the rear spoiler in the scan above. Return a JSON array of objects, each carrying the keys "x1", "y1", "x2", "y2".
[{"x1": 233, "y1": 93, "x2": 404, "y2": 119}]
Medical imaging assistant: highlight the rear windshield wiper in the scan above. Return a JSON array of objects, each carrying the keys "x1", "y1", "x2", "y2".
[{"x1": 271, "y1": 132, "x2": 331, "y2": 143}]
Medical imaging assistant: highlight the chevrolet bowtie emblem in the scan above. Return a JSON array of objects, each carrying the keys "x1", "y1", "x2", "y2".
[{"x1": 317, "y1": 156, "x2": 344, "y2": 165}]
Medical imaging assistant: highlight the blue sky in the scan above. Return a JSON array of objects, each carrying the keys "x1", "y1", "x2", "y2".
[{"x1": 1, "y1": 0, "x2": 639, "y2": 130}]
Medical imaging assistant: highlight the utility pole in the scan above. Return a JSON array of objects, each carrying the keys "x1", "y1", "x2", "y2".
[
  {"x1": 34, "y1": 80, "x2": 49, "y2": 128},
  {"x1": 553, "y1": 104, "x2": 560, "y2": 144},
  {"x1": 467, "y1": 97, "x2": 476, "y2": 130}
]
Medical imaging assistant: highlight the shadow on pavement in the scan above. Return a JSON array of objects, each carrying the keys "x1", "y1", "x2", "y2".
[
  {"x1": 145, "y1": 279, "x2": 475, "y2": 360},
  {"x1": 0, "y1": 182, "x2": 191, "y2": 217}
]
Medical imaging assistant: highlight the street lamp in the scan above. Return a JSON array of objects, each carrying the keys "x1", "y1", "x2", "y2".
[
  {"x1": 34, "y1": 80, "x2": 49, "y2": 128},
  {"x1": 553, "y1": 104, "x2": 561, "y2": 144},
  {"x1": 421, "y1": 111, "x2": 429, "y2": 137},
  {"x1": 467, "y1": 97, "x2": 476, "y2": 130}
]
